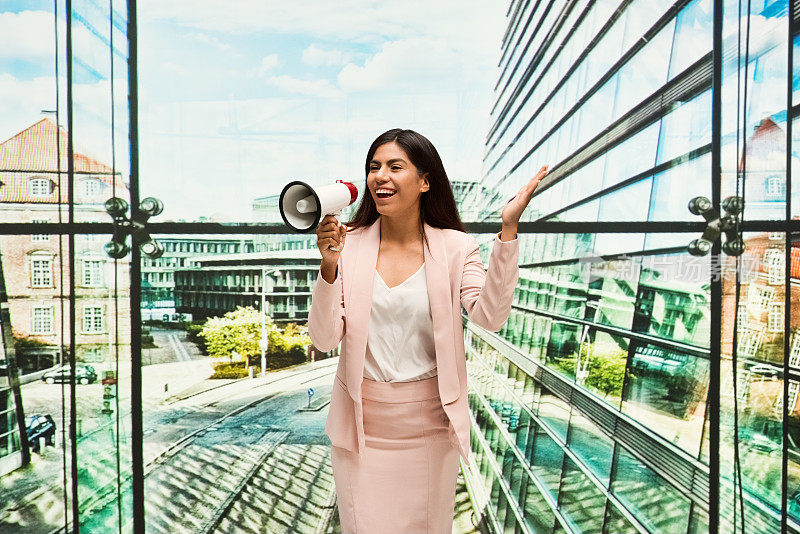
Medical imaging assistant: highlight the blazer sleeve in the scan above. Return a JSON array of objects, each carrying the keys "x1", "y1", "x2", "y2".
[
  {"x1": 460, "y1": 232, "x2": 519, "y2": 332},
  {"x1": 308, "y1": 255, "x2": 346, "y2": 352}
]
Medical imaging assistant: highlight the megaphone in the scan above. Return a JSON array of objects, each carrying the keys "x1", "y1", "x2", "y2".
[{"x1": 279, "y1": 179, "x2": 359, "y2": 251}]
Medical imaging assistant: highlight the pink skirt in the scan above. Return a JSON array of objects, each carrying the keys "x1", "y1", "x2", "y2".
[{"x1": 330, "y1": 374, "x2": 461, "y2": 534}]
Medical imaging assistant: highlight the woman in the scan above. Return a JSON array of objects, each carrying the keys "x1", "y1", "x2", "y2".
[{"x1": 308, "y1": 128, "x2": 546, "y2": 533}]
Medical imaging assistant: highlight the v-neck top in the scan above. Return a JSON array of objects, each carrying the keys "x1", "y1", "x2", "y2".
[{"x1": 362, "y1": 262, "x2": 438, "y2": 383}]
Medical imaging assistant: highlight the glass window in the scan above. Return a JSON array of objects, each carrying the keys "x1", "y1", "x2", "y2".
[
  {"x1": 768, "y1": 303, "x2": 783, "y2": 332},
  {"x1": 557, "y1": 457, "x2": 607, "y2": 533},
  {"x1": 603, "y1": 502, "x2": 641, "y2": 534},
  {"x1": 790, "y1": 334, "x2": 800, "y2": 368},
  {"x1": 82, "y1": 306, "x2": 104, "y2": 333},
  {"x1": 610, "y1": 446, "x2": 691, "y2": 533},
  {"x1": 32, "y1": 306, "x2": 54, "y2": 335},
  {"x1": 747, "y1": 282, "x2": 774, "y2": 312},
  {"x1": 667, "y1": 0, "x2": 712, "y2": 79},
  {"x1": 545, "y1": 321, "x2": 581, "y2": 380},
  {"x1": 634, "y1": 253, "x2": 711, "y2": 348},
  {"x1": 736, "y1": 325, "x2": 765, "y2": 359},
  {"x1": 82, "y1": 178, "x2": 102, "y2": 197},
  {"x1": 737, "y1": 303, "x2": 749, "y2": 331},
  {"x1": 520, "y1": 469, "x2": 556, "y2": 533},
  {"x1": 531, "y1": 426, "x2": 565, "y2": 500},
  {"x1": 648, "y1": 153, "x2": 712, "y2": 222},
  {"x1": 30, "y1": 177, "x2": 51, "y2": 197},
  {"x1": 764, "y1": 249, "x2": 784, "y2": 284},
  {"x1": 30, "y1": 257, "x2": 53, "y2": 287},
  {"x1": 624, "y1": 341, "x2": 709, "y2": 455},
  {"x1": 83, "y1": 260, "x2": 104, "y2": 287},
  {"x1": 566, "y1": 409, "x2": 613, "y2": 484}
]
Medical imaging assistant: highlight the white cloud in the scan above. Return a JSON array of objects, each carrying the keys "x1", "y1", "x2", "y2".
[
  {"x1": 189, "y1": 32, "x2": 232, "y2": 51},
  {"x1": 0, "y1": 73, "x2": 130, "y2": 176},
  {"x1": 338, "y1": 37, "x2": 468, "y2": 93},
  {"x1": 133, "y1": 0, "x2": 507, "y2": 219},
  {"x1": 248, "y1": 54, "x2": 280, "y2": 78},
  {"x1": 0, "y1": 74, "x2": 56, "y2": 141},
  {"x1": 302, "y1": 44, "x2": 349, "y2": 67},
  {"x1": 266, "y1": 75, "x2": 342, "y2": 99},
  {"x1": 140, "y1": 0, "x2": 505, "y2": 55},
  {"x1": 0, "y1": 11, "x2": 55, "y2": 59}
]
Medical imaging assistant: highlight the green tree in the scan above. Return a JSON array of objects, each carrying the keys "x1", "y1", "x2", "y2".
[
  {"x1": 199, "y1": 306, "x2": 274, "y2": 361},
  {"x1": 552, "y1": 342, "x2": 627, "y2": 398}
]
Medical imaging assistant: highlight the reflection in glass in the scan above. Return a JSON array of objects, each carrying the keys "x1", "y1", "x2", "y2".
[
  {"x1": 567, "y1": 409, "x2": 613, "y2": 485},
  {"x1": 531, "y1": 427, "x2": 564, "y2": 501},
  {"x1": 623, "y1": 342, "x2": 708, "y2": 455},
  {"x1": 558, "y1": 457, "x2": 607, "y2": 533},
  {"x1": 633, "y1": 253, "x2": 711, "y2": 348},
  {"x1": 704, "y1": 231, "x2": 792, "y2": 532},
  {"x1": 611, "y1": 446, "x2": 691, "y2": 533}
]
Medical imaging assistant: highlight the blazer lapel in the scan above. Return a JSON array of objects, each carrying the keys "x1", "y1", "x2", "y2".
[
  {"x1": 423, "y1": 222, "x2": 459, "y2": 405},
  {"x1": 344, "y1": 217, "x2": 459, "y2": 406},
  {"x1": 344, "y1": 217, "x2": 381, "y2": 402}
]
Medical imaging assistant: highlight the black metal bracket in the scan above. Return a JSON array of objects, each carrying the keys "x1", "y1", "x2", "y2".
[
  {"x1": 686, "y1": 195, "x2": 745, "y2": 256},
  {"x1": 103, "y1": 196, "x2": 165, "y2": 259}
]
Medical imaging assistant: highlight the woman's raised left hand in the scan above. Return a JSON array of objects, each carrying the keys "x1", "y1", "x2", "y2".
[{"x1": 501, "y1": 165, "x2": 548, "y2": 227}]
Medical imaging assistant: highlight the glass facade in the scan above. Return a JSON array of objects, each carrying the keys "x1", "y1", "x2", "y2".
[
  {"x1": 466, "y1": 0, "x2": 799, "y2": 532},
  {"x1": 1, "y1": 1, "x2": 799, "y2": 533}
]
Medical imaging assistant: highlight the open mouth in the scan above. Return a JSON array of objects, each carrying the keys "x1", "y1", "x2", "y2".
[{"x1": 376, "y1": 190, "x2": 396, "y2": 199}]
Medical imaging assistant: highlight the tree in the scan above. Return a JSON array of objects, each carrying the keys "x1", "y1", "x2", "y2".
[
  {"x1": 199, "y1": 308, "x2": 314, "y2": 378},
  {"x1": 199, "y1": 306, "x2": 274, "y2": 361},
  {"x1": 552, "y1": 342, "x2": 627, "y2": 398}
]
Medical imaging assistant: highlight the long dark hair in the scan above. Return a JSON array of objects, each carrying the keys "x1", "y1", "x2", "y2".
[{"x1": 345, "y1": 129, "x2": 465, "y2": 248}]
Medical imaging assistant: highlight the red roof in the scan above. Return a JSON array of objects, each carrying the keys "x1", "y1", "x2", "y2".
[{"x1": 0, "y1": 117, "x2": 127, "y2": 203}]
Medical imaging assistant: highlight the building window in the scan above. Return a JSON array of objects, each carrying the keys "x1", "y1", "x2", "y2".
[
  {"x1": 768, "y1": 303, "x2": 784, "y2": 333},
  {"x1": 32, "y1": 306, "x2": 54, "y2": 334},
  {"x1": 32, "y1": 219, "x2": 49, "y2": 242},
  {"x1": 30, "y1": 177, "x2": 52, "y2": 197},
  {"x1": 83, "y1": 259, "x2": 103, "y2": 286},
  {"x1": 790, "y1": 334, "x2": 800, "y2": 368},
  {"x1": 766, "y1": 175, "x2": 786, "y2": 198},
  {"x1": 737, "y1": 303, "x2": 748, "y2": 331},
  {"x1": 764, "y1": 249, "x2": 784, "y2": 285},
  {"x1": 83, "y1": 346, "x2": 103, "y2": 361},
  {"x1": 81, "y1": 179, "x2": 102, "y2": 197},
  {"x1": 748, "y1": 283, "x2": 774, "y2": 311},
  {"x1": 30, "y1": 257, "x2": 53, "y2": 287},
  {"x1": 737, "y1": 326, "x2": 764, "y2": 358},
  {"x1": 82, "y1": 306, "x2": 104, "y2": 333}
]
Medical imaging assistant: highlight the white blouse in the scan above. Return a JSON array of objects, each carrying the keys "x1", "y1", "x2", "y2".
[{"x1": 362, "y1": 262, "x2": 438, "y2": 383}]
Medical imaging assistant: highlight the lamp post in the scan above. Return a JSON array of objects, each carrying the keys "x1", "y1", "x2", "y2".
[
  {"x1": 260, "y1": 268, "x2": 281, "y2": 377},
  {"x1": 261, "y1": 267, "x2": 269, "y2": 377}
]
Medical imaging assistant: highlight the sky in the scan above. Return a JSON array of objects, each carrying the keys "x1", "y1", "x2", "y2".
[{"x1": 0, "y1": 0, "x2": 509, "y2": 221}]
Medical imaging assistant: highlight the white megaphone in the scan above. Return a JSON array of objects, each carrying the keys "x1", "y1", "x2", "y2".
[{"x1": 279, "y1": 179, "x2": 359, "y2": 251}]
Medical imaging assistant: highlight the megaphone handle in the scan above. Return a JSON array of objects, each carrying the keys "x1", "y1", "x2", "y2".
[{"x1": 328, "y1": 210, "x2": 343, "y2": 252}]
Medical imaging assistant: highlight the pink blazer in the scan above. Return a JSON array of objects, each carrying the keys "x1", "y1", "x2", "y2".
[{"x1": 308, "y1": 215, "x2": 519, "y2": 467}]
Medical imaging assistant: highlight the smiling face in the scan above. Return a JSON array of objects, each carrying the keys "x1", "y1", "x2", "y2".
[{"x1": 367, "y1": 141, "x2": 429, "y2": 218}]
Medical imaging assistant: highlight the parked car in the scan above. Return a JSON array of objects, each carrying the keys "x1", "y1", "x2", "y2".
[
  {"x1": 41, "y1": 364, "x2": 97, "y2": 385},
  {"x1": 25, "y1": 414, "x2": 56, "y2": 453}
]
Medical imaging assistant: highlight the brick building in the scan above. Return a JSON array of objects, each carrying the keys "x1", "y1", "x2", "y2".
[{"x1": 0, "y1": 116, "x2": 131, "y2": 367}]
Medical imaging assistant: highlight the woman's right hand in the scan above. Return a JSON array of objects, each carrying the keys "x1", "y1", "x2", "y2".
[{"x1": 316, "y1": 214, "x2": 347, "y2": 266}]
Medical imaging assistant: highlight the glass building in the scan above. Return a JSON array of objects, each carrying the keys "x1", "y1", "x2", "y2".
[
  {"x1": 465, "y1": 0, "x2": 799, "y2": 533},
  {"x1": 1, "y1": 1, "x2": 799, "y2": 533}
]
